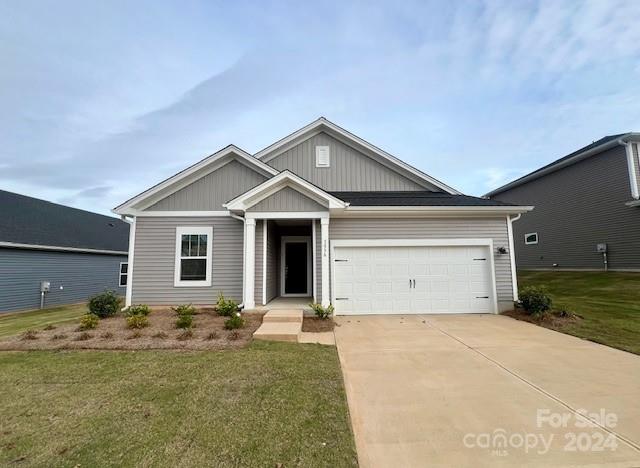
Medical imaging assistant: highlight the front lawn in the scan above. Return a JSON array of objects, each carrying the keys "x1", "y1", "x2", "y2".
[
  {"x1": 0, "y1": 342, "x2": 357, "y2": 467},
  {"x1": 0, "y1": 303, "x2": 87, "y2": 338},
  {"x1": 518, "y1": 271, "x2": 640, "y2": 355}
]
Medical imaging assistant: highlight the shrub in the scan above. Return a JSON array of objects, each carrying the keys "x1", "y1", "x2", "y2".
[
  {"x1": 88, "y1": 290, "x2": 122, "y2": 318},
  {"x1": 51, "y1": 333, "x2": 67, "y2": 341},
  {"x1": 204, "y1": 331, "x2": 219, "y2": 340},
  {"x1": 224, "y1": 312, "x2": 245, "y2": 330},
  {"x1": 152, "y1": 331, "x2": 168, "y2": 339},
  {"x1": 519, "y1": 286, "x2": 552, "y2": 316},
  {"x1": 100, "y1": 331, "x2": 114, "y2": 339},
  {"x1": 177, "y1": 329, "x2": 193, "y2": 341},
  {"x1": 74, "y1": 332, "x2": 93, "y2": 341},
  {"x1": 126, "y1": 314, "x2": 149, "y2": 329},
  {"x1": 172, "y1": 304, "x2": 196, "y2": 316},
  {"x1": 78, "y1": 313, "x2": 99, "y2": 330},
  {"x1": 127, "y1": 331, "x2": 143, "y2": 339},
  {"x1": 309, "y1": 303, "x2": 334, "y2": 320},
  {"x1": 20, "y1": 330, "x2": 38, "y2": 340},
  {"x1": 216, "y1": 293, "x2": 238, "y2": 317},
  {"x1": 176, "y1": 314, "x2": 193, "y2": 329},
  {"x1": 227, "y1": 330, "x2": 240, "y2": 341},
  {"x1": 126, "y1": 304, "x2": 151, "y2": 316}
]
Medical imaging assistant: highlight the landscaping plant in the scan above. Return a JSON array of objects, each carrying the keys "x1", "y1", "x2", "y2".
[
  {"x1": 126, "y1": 314, "x2": 149, "y2": 329},
  {"x1": 309, "y1": 303, "x2": 334, "y2": 320},
  {"x1": 216, "y1": 293, "x2": 238, "y2": 317},
  {"x1": 224, "y1": 312, "x2": 245, "y2": 330},
  {"x1": 176, "y1": 314, "x2": 193, "y2": 329},
  {"x1": 519, "y1": 286, "x2": 552, "y2": 316},
  {"x1": 125, "y1": 304, "x2": 151, "y2": 316},
  {"x1": 171, "y1": 304, "x2": 196, "y2": 316},
  {"x1": 78, "y1": 313, "x2": 99, "y2": 330},
  {"x1": 88, "y1": 290, "x2": 122, "y2": 318}
]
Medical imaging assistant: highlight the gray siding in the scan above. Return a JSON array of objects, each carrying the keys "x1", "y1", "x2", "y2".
[
  {"x1": 329, "y1": 218, "x2": 514, "y2": 304},
  {"x1": 0, "y1": 248, "x2": 126, "y2": 313},
  {"x1": 266, "y1": 221, "x2": 278, "y2": 302},
  {"x1": 492, "y1": 145, "x2": 640, "y2": 270},
  {"x1": 265, "y1": 132, "x2": 435, "y2": 191},
  {"x1": 254, "y1": 220, "x2": 263, "y2": 305},
  {"x1": 633, "y1": 143, "x2": 640, "y2": 195},
  {"x1": 132, "y1": 216, "x2": 243, "y2": 304},
  {"x1": 315, "y1": 220, "x2": 322, "y2": 302},
  {"x1": 247, "y1": 186, "x2": 327, "y2": 212},
  {"x1": 146, "y1": 160, "x2": 267, "y2": 211}
]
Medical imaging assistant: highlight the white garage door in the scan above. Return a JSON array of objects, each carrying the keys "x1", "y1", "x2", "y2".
[{"x1": 332, "y1": 244, "x2": 494, "y2": 315}]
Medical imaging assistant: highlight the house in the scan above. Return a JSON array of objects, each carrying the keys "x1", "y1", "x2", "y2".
[
  {"x1": 114, "y1": 118, "x2": 531, "y2": 315},
  {"x1": 486, "y1": 134, "x2": 640, "y2": 271},
  {"x1": 0, "y1": 190, "x2": 129, "y2": 313}
]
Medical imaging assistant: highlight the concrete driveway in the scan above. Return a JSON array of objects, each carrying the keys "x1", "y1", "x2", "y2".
[{"x1": 334, "y1": 314, "x2": 640, "y2": 467}]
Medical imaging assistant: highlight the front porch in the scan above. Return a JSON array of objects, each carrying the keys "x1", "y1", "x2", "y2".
[{"x1": 254, "y1": 296, "x2": 312, "y2": 311}]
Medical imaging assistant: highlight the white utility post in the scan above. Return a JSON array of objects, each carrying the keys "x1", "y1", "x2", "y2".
[
  {"x1": 244, "y1": 218, "x2": 256, "y2": 309},
  {"x1": 321, "y1": 218, "x2": 330, "y2": 307}
]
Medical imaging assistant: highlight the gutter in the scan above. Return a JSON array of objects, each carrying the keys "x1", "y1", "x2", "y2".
[{"x1": 619, "y1": 139, "x2": 640, "y2": 200}]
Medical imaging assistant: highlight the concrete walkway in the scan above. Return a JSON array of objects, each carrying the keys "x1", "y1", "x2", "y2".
[{"x1": 335, "y1": 314, "x2": 640, "y2": 468}]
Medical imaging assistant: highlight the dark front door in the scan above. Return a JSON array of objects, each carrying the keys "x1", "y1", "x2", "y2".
[{"x1": 284, "y1": 241, "x2": 308, "y2": 294}]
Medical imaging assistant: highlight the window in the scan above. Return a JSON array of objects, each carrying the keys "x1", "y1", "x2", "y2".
[
  {"x1": 524, "y1": 233, "x2": 538, "y2": 245},
  {"x1": 315, "y1": 146, "x2": 330, "y2": 167},
  {"x1": 119, "y1": 262, "x2": 128, "y2": 287},
  {"x1": 174, "y1": 226, "x2": 213, "y2": 287}
]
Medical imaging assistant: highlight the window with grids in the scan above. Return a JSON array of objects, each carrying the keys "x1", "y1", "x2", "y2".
[
  {"x1": 119, "y1": 262, "x2": 128, "y2": 287},
  {"x1": 174, "y1": 227, "x2": 212, "y2": 286}
]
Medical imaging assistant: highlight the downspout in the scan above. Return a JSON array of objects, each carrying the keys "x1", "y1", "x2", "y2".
[
  {"x1": 507, "y1": 213, "x2": 522, "y2": 302},
  {"x1": 230, "y1": 212, "x2": 246, "y2": 309},
  {"x1": 618, "y1": 138, "x2": 639, "y2": 200}
]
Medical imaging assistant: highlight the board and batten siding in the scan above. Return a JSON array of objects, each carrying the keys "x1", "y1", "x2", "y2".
[
  {"x1": 329, "y1": 218, "x2": 514, "y2": 306},
  {"x1": 132, "y1": 216, "x2": 243, "y2": 304},
  {"x1": 247, "y1": 186, "x2": 327, "y2": 212},
  {"x1": 146, "y1": 160, "x2": 268, "y2": 211},
  {"x1": 492, "y1": 145, "x2": 640, "y2": 270},
  {"x1": 0, "y1": 248, "x2": 126, "y2": 313},
  {"x1": 266, "y1": 221, "x2": 278, "y2": 303},
  {"x1": 315, "y1": 219, "x2": 322, "y2": 301},
  {"x1": 265, "y1": 132, "x2": 435, "y2": 191},
  {"x1": 254, "y1": 220, "x2": 263, "y2": 305}
]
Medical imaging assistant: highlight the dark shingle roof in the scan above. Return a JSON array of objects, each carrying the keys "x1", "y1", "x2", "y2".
[
  {"x1": 329, "y1": 191, "x2": 516, "y2": 206},
  {"x1": 0, "y1": 190, "x2": 129, "y2": 252}
]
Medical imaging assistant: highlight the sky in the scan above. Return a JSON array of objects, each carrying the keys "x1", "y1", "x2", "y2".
[{"x1": 1, "y1": 0, "x2": 640, "y2": 216}]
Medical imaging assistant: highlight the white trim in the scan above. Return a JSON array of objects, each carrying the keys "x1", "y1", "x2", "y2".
[
  {"x1": 320, "y1": 218, "x2": 330, "y2": 307},
  {"x1": 244, "y1": 219, "x2": 256, "y2": 309},
  {"x1": 311, "y1": 220, "x2": 317, "y2": 303},
  {"x1": 245, "y1": 211, "x2": 329, "y2": 220},
  {"x1": 0, "y1": 241, "x2": 128, "y2": 256},
  {"x1": 113, "y1": 145, "x2": 278, "y2": 215},
  {"x1": 329, "y1": 238, "x2": 499, "y2": 315},
  {"x1": 173, "y1": 226, "x2": 213, "y2": 287},
  {"x1": 506, "y1": 215, "x2": 520, "y2": 302},
  {"x1": 262, "y1": 220, "x2": 267, "y2": 306},
  {"x1": 254, "y1": 117, "x2": 461, "y2": 194},
  {"x1": 342, "y1": 205, "x2": 534, "y2": 213},
  {"x1": 131, "y1": 210, "x2": 231, "y2": 217},
  {"x1": 224, "y1": 170, "x2": 348, "y2": 211},
  {"x1": 118, "y1": 262, "x2": 128, "y2": 288},
  {"x1": 524, "y1": 232, "x2": 539, "y2": 245},
  {"x1": 625, "y1": 142, "x2": 640, "y2": 200},
  {"x1": 125, "y1": 217, "x2": 136, "y2": 307},
  {"x1": 280, "y1": 236, "x2": 312, "y2": 297}
]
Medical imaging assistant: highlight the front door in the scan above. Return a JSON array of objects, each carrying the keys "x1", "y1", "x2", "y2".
[{"x1": 281, "y1": 236, "x2": 311, "y2": 296}]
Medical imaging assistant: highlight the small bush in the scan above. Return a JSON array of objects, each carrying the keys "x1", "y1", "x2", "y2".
[
  {"x1": 177, "y1": 329, "x2": 194, "y2": 341},
  {"x1": 204, "y1": 331, "x2": 219, "y2": 340},
  {"x1": 78, "y1": 313, "x2": 100, "y2": 330},
  {"x1": 152, "y1": 331, "x2": 168, "y2": 339},
  {"x1": 172, "y1": 304, "x2": 196, "y2": 316},
  {"x1": 43, "y1": 324, "x2": 56, "y2": 331},
  {"x1": 176, "y1": 314, "x2": 193, "y2": 329},
  {"x1": 125, "y1": 304, "x2": 151, "y2": 316},
  {"x1": 227, "y1": 330, "x2": 240, "y2": 341},
  {"x1": 127, "y1": 331, "x2": 143, "y2": 339},
  {"x1": 519, "y1": 286, "x2": 552, "y2": 316},
  {"x1": 51, "y1": 333, "x2": 67, "y2": 341},
  {"x1": 309, "y1": 303, "x2": 334, "y2": 320},
  {"x1": 216, "y1": 293, "x2": 238, "y2": 317},
  {"x1": 126, "y1": 314, "x2": 149, "y2": 329},
  {"x1": 100, "y1": 331, "x2": 114, "y2": 339},
  {"x1": 74, "y1": 332, "x2": 93, "y2": 341},
  {"x1": 20, "y1": 330, "x2": 38, "y2": 340},
  {"x1": 88, "y1": 290, "x2": 122, "y2": 318},
  {"x1": 224, "y1": 312, "x2": 245, "y2": 330}
]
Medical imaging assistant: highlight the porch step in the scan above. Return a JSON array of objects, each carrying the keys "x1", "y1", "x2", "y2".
[
  {"x1": 253, "y1": 322, "x2": 301, "y2": 342},
  {"x1": 262, "y1": 309, "x2": 303, "y2": 323}
]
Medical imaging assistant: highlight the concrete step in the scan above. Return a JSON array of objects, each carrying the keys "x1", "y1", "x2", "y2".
[
  {"x1": 253, "y1": 322, "x2": 301, "y2": 342},
  {"x1": 262, "y1": 309, "x2": 303, "y2": 323}
]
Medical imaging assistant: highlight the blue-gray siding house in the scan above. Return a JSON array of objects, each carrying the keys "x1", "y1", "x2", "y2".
[{"x1": 0, "y1": 190, "x2": 129, "y2": 313}]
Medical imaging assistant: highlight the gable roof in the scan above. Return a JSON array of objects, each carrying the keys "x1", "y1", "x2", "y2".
[
  {"x1": 331, "y1": 191, "x2": 516, "y2": 207},
  {"x1": 485, "y1": 133, "x2": 640, "y2": 197},
  {"x1": 1, "y1": 189, "x2": 129, "y2": 254},
  {"x1": 255, "y1": 117, "x2": 461, "y2": 195},
  {"x1": 224, "y1": 170, "x2": 349, "y2": 211},
  {"x1": 113, "y1": 145, "x2": 279, "y2": 215}
]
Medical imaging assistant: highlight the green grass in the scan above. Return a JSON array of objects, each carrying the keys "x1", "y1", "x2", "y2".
[
  {"x1": 518, "y1": 271, "x2": 640, "y2": 354},
  {"x1": 0, "y1": 342, "x2": 357, "y2": 467},
  {"x1": 0, "y1": 303, "x2": 88, "y2": 338}
]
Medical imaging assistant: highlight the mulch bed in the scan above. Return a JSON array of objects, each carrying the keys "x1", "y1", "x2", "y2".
[
  {"x1": 0, "y1": 309, "x2": 263, "y2": 351},
  {"x1": 502, "y1": 308, "x2": 582, "y2": 329},
  {"x1": 301, "y1": 316, "x2": 335, "y2": 332}
]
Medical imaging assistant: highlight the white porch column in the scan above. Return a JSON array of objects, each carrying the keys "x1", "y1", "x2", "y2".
[
  {"x1": 321, "y1": 217, "x2": 330, "y2": 307},
  {"x1": 244, "y1": 218, "x2": 256, "y2": 309}
]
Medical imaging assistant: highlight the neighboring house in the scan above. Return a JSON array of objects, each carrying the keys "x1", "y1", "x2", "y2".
[
  {"x1": 486, "y1": 134, "x2": 640, "y2": 271},
  {"x1": 0, "y1": 190, "x2": 129, "y2": 313},
  {"x1": 114, "y1": 118, "x2": 531, "y2": 315}
]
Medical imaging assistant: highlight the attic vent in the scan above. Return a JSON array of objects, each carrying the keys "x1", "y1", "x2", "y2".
[{"x1": 316, "y1": 146, "x2": 330, "y2": 168}]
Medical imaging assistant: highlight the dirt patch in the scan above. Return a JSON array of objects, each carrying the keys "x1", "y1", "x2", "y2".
[
  {"x1": 302, "y1": 316, "x2": 335, "y2": 332},
  {"x1": 502, "y1": 308, "x2": 582, "y2": 330},
  {"x1": 0, "y1": 309, "x2": 263, "y2": 351}
]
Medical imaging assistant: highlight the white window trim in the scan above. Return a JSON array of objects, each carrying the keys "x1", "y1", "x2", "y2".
[
  {"x1": 524, "y1": 232, "x2": 538, "y2": 245},
  {"x1": 174, "y1": 226, "x2": 213, "y2": 287},
  {"x1": 315, "y1": 145, "x2": 330, "y2": 167},
  {"x1": 119, "y1": 262, "x2": 128, "y2": 287}
]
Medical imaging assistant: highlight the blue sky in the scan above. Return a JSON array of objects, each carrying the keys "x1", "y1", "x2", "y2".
[{"x1": 1, "y1": 0, "x2": 639, "y2": 215}]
